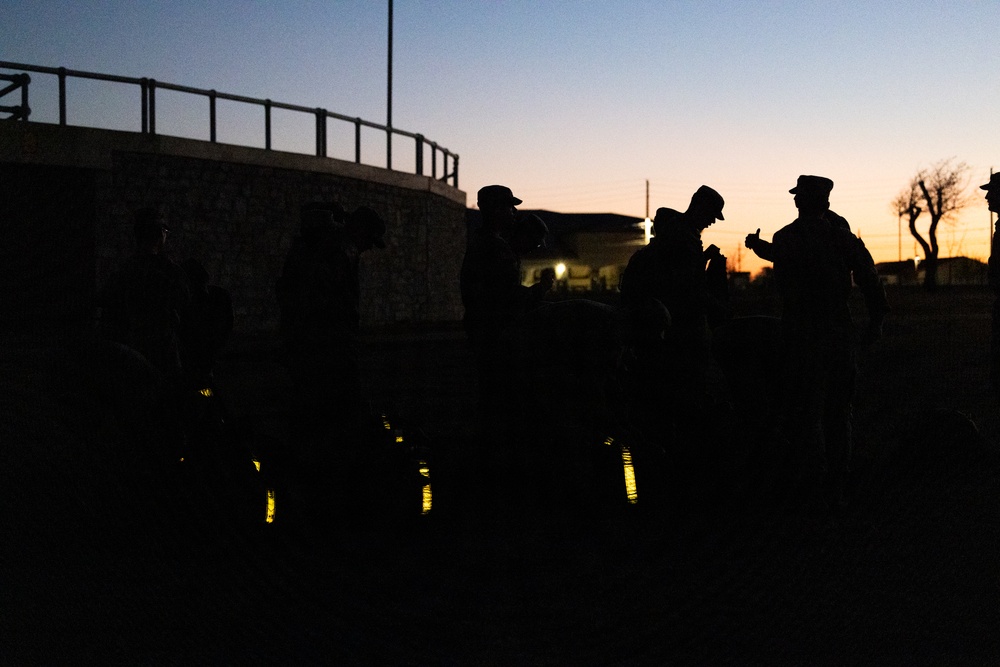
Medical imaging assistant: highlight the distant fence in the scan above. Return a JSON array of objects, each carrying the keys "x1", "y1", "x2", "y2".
[{"x1": 0, "y1": 60, "x2": 459, "y2": 187}]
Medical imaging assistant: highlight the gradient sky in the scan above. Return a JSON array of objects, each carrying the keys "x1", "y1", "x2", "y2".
[{"x1": 4, "y1": 1, "x2": 999, "y2": 274}]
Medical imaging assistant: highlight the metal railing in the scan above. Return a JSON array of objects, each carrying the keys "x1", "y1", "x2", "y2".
[
  {"x1": 0, "y1": 72, "x2": 30, "y2": 120},
  {"x1": 0, "y1": 61, "x2": 459, "y2": 187}
]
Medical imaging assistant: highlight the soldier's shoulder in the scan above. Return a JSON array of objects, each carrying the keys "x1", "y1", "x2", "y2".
[
  {"x1": 830, "y1": 225, "x2": 868, "y2": 249},
  {"x1": 772, "y1": 222, "x2": 797, "y2": 240}
]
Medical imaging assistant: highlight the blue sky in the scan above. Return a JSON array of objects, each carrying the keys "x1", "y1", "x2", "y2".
[{"x1": 4, "y1": 1, "x2": 999, "y2": 272}]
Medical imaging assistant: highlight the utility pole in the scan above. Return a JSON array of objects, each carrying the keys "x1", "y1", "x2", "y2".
[
  {"x1": 643, "y1": 180, "x2": 652, "y2": 244},
  {"x1": 386, "y1": 0, "x2": 393, "y2": 170}
]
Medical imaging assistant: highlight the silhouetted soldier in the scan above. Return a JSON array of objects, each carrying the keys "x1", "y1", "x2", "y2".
[
  {"x1": 461, "y1": 186, "x2": 543, "y2": 416},
  {"x1": 619, "y1": 206, "x2": 681, "y2": 310},
  {"x1": 663, "y1": 186, "x2": 728, "y2": 331},
  {"x1": 745, "y1": 175, "x2": 888, "y2": 505},
  {"x1": 460, "y1": 185, "x2": 526, "y2": 349},
  {"x1": 99, "y1": 206, "x2": 190, "y2": 380},
  {"x1": 277, "y1": 202, "x2": 385, "y2": 443},
  {"x1": 656, "y1": 188, "x2": 729, "y2": 432},
  {"x1": 276, "y1": 202, "x2": 385, "y2": 523},
  {"x1": 460, "y1": 185, "x2": 536, "y2": 517},
  {"x1": 510, "y1": 212, "x2": 555, "y2": 304},
  {"x1": 98, "y1": 206, "x2": 191, "y2": 463},
  {"x1": 984, "y1": 173, "x2": 1000, "y2": 390},
  {"x1": 178, "y1": 258, "x2": 234, "y2": 389}
]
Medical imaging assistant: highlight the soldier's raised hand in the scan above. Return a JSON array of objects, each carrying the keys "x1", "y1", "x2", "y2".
[{"x1": 745, "y1": 228, "x2": 761, "y2": 249}]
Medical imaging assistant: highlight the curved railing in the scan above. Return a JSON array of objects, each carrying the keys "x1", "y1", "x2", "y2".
[{"x1": 0, "y1": 60, "x2": 459, "y2": 187}]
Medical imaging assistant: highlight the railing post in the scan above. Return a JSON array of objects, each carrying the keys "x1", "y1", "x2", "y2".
[
  {"x1": 315, "y1": 108, "x2": 327, "y2": 157},
  {"x1": 431, "y1": 142, "x2": 438, "y2": 179},
  {"x1": 57, "y1": 68, "x2": 66, "y2": 125},
  {"x1": 209, "y1": 90, "x2": 217, "y2": 143},
  {"x1": 140, "y1": 78, "x2": 148, "y2": 133},
  {"x1": 21, "y1": 73, "x2": 31, "y2": 121},
  {"x1": 148, "y1": 78, "x2": 157, "y2": 135},
  {"x1": 354, "y1": 119, "x2": 362, "y2": 164},
  {"x1": 264, "y1": 99, "x2": 272, "y2": 150},
  {"x1": 415, "y1": 134, "x2": 423, "y2": 176},
  {"x1": 386, "y1": 127, "x2": 392, "y2": 170},
  {"x1": 453, "y1": 154, "x2": 459, "y2": 188}
]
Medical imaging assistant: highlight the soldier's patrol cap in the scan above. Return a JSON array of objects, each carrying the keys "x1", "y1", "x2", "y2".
[
  {"x1": 349, "y1": 206, "x2": 387, "y2": 248},
  {"x1": 980, "y1": 173, "x2": 1000, "y2": 192},
  {"x1": 789, "y1": 175, "x2": 834, "y2": 197},
  {"x1": 300, "y1": 201, "x2": 343, "y2": 234},
  {"x1": 690, "y1": 186, "x2": 725, "y2": 220},
  {"x1": 477, "y1": 185, "x2": 522, "y2": 210}
]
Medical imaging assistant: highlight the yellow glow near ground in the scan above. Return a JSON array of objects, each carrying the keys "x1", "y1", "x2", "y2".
[
  {"x1": 419, "y1": 461, "x2": 431, "y2": 514},
  {"x1": 621, "y1": 447, "x2": 638, "y2": 504},
  {"x1": 265, "y1": 489, "x2": 276, "y2": 523}
]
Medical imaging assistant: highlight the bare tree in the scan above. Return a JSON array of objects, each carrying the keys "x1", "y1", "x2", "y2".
[{"x1": 892, "y1": 158, "x2": 972, "y2": 290}]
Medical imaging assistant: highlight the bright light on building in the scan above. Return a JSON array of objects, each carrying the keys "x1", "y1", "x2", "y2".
[
  {"x1": 643, "y1": 217, "x2": 653, "y2": 245},
  {"x1": 555, "y1": 262, "x2": 567, "y2": 279}
]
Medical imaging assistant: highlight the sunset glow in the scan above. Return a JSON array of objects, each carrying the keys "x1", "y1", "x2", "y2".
[{"x1": 3, "y1": 2, "x2": 997, "y2": 277}]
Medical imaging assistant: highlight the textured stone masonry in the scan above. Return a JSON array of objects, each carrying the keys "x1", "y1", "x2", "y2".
[{"x1": 1, "y1": 122, "x2": 467, "y2": 333}]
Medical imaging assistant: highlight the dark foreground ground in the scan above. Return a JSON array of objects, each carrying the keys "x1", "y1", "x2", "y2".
[{"x1": 4, "y1": 286, "x2": 1000, "y2": 664}]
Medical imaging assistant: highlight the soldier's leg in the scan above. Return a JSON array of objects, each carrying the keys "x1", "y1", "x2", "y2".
[
  {"x1": 991, "y1": 297, "x2": 1000, "y2": 391},
  {"x1": 823, "y1": 343, "x2": 857, "y2": 502},
  {"x1": 778, "y1": 335, "x2": 826, "y2": 498}
]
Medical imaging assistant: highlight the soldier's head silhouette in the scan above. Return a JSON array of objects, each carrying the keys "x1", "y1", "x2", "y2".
[
  {"x1": 790, "y1": 175, "x2": 833, "y2": 215},
  {"x1": 981, "y1": 173, "x2": 1000, "y2": 213},
  {"x1": 512, "y1": 213, "x2": 548, "y2": 255},
  {"x1": 477, "y1": 184, "x2": 521, "y2": 234},
  {"x1": 133, "y1": 206, "x2": 168, "y2": 254},
  {"x1": 347, "y1": 206, "x2": 387, "y2": 252},
  {"x1": 299, "y1": 201, "x2": 342, "y2": 242},
  {"x1": 652, "y1": 207, "x2": 682, "y2": 236},
  {"x1": 685, "y1": 186, "x2": 725, "y2": 230}
]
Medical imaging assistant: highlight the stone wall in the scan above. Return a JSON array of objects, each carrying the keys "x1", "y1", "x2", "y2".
[{"x1": 1, "y1": 122, "x2": 467, "y2": 334}]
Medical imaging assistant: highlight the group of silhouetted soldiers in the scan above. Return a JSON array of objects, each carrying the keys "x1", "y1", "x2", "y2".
[
  {"x1": 96, "y1": 170, "x2": 1000, "y2": 516},
  {"x1": 461, "y1": 177, "x2": 890, "y2": 508}
]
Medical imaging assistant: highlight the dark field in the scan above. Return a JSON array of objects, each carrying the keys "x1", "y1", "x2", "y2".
[{"x1": 4, "y1": 286, "x2": 1000, "y2": 664}]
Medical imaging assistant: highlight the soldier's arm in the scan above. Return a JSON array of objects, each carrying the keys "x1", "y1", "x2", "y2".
[
  {"x1": 846, "y1": 234, "x2": 889, "y2": 343},
  {"x1": 705, "y1": 259, "x2": 732, "y2": 327},
  {"x1": 745, "y1": 228, "x2": 776, "y2": 262}
]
